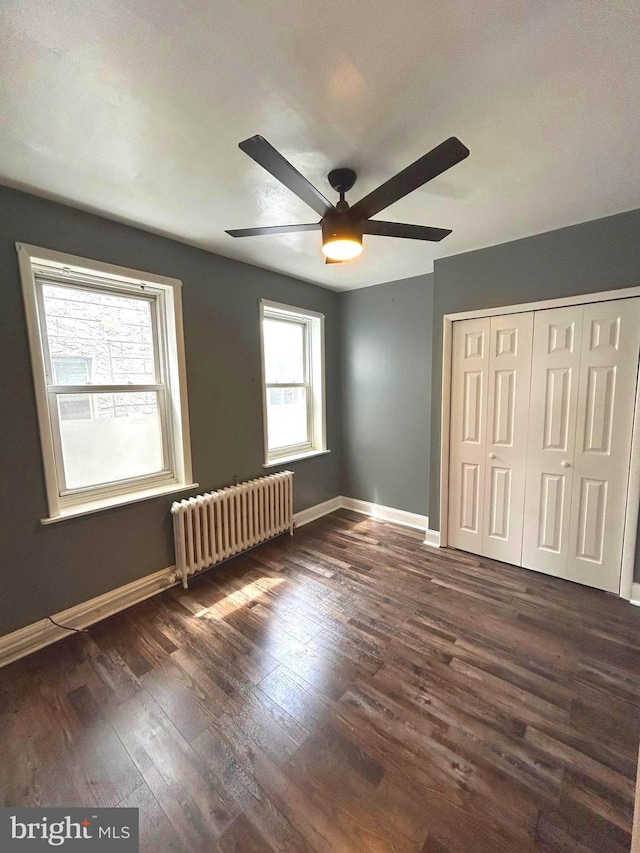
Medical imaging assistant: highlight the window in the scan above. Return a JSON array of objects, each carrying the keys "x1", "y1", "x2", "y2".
[
  {"x1": 260, "y1": 300, "x2": 327, "y2": 465},
  {"x1": 18, "y1": 244, "x2": 196, "y2": 522}
]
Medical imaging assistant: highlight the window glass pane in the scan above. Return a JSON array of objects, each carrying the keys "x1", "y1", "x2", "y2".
[
  {"x1": 263, "y1": 318, "x2": 305, "y2": 384},
  {"x1": 267, "y1": 386, "x2": 309, "y2": 450},
  {"x1": 42, "y1": 283, "x2": 157, "y2": 384},
  {"x1": 57, "y1": 391, "x2": 164, "y2": 490}
]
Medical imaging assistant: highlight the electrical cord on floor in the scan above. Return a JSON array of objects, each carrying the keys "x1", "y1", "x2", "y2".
[{"x1": 48, "y1": 616, "x2": 89, "y2": 634}]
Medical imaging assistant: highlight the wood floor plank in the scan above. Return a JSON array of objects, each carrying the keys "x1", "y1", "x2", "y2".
[
  {"x1": 119, "y1": 782, "x2": 186, "y2": 853},
  {"x1": 107, "y1": 689, "x2": 238, "y2": 847},
  {"x1": 1, "y1": 509, "x2": 639, "y2": 852},
  {"x1": 214, "y1": 812, "x2": 276, "y2": 853}
]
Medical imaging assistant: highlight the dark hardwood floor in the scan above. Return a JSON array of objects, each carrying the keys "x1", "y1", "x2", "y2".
[{"x1": 1, "y1": 509, "x2": 640, "y2": 852}]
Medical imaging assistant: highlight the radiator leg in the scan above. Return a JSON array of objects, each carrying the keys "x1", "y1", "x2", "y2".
[
  {"x1": 289, "y1": 473, "x2": 294, "y2": 536},
  {"x1": 182, "y1": 572, "x2": 189, "y2": 590}
]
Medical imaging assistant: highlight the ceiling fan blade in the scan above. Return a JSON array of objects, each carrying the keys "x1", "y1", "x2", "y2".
[
  {"x1": 226, "y1": 223, "x2": 321, "y2": 237},
  {"x1": 350, "y1": 137, "x2": 469, "y2": 220},
  {"x1": 239, "y1": 136, "x2": 333, "y2": 217},
  {"x1": 363, "y1": 221, "x2": 452, "y2": 241}
]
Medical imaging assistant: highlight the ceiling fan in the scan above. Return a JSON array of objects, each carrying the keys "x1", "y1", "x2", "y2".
[{"x1": 226, "y1": 135, "x2": 469, "y2": 263}]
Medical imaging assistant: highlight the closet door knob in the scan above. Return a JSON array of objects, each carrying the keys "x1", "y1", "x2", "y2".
[
  {"x1": 561, "y1": 460, "x2": 571, "y2": 468},
  {"x1": 489, "y1": 453, "x2": 496, "y2": 459}
]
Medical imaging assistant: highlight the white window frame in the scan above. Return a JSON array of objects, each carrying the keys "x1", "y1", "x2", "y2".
[
  {"x1": 17, "y1": 244, "x2": 197, "y2": 523},
  {"x1": 260, "y1": 299, "x2": 328, "y2": 467}
]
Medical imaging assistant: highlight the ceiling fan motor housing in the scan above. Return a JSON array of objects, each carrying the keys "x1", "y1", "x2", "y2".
[{"x1": 321, "y1": 210, "x2": 363, "y2": 245}]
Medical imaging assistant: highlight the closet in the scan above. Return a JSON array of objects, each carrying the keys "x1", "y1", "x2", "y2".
[{"x1": 448, "y1": 296, "x2": 640, "y2": 593}]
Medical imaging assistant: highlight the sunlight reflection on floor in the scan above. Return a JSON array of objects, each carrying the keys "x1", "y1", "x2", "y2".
[{"x1": 193, "y1": 576, "x2": 285, "y2": 619}]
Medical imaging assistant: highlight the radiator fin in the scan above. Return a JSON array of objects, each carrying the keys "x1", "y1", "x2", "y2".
[{"x1": 171, "y1": 471, "x2": 294, "y2": 588}]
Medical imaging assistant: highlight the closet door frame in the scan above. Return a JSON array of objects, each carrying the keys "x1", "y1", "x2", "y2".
[{"x1": 439, "y1": 285, "x2": 640, "y2": 602}]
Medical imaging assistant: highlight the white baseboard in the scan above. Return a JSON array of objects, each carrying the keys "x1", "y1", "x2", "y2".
[
  {"x1": 0, "y1": 494, "x2": 440, "y2": 669},
  {"x1": 340, "y1": 496, "x2": 429, "y2": 532},
  {"x1": 0, "y1": 565, "x2": 177, "y2": 669},
  {"x1": 631, "y1": 583, "x2": 640, "y2": 606},
  {"x1": 296, "y1": 494, "x2": 440, "y2": 539},
  {"x1": 423, "y1": 529, "x2": 441, "y2": 547},
  {"x1": 293, "y1": 496, "x2": 342, "y2": 528}
]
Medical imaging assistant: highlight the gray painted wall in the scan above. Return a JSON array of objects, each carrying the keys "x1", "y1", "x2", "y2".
[
  {"x1": 0, "y1": 186, "x2": 342, "y2": 635},
  {"x1": 429, "y1": 208, "x2": 640, "y2": 531},
  {"x1": 337, "y1": 208, "x2": 640, "y2": 582},
  {"x1": 3, "y1": 186, "x2": 639, "y2": 638},
  {"x1": 340, "y1": 275, "x2": 433, "y2": 516}
]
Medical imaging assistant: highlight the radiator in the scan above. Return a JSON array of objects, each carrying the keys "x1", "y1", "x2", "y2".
[{"x1": 171, "y1": 471, "x2": 294, "y2": 588}]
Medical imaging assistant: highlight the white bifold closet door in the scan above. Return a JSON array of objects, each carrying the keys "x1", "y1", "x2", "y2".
[
  {"x1": 448, "y1": 317, "x2": 489, "y2": 556},
  {"x1": 521, "y1": 306, "x2": 583, "y2": 578},
  {"x1": 448, "y1": 296, "x2": 640, "y2": 594},
  {"x1": 448, "y1": 313, "x2": 533, "y2": 562},
  {"x1": 522, "y1": 298, "x2": 640, "y2": 592}
]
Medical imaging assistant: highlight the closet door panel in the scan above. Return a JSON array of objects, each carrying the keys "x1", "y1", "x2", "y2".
[
  {"x1": 481, "y1": 313, "x2": 534, "y2": 563},
  {"x1": 566, "y1": 298, "x2": 640, "y2": 592},
  {"x1": 521, "y1": 305, "x2": 584, "y2": 577},
  {"x1": 448, "y1": 318, "x2": 490, "y2": 555}
]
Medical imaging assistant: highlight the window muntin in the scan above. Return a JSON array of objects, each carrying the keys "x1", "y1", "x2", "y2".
[{"x1": 261, "y1": 301, "x2": 326, "y2": 464}]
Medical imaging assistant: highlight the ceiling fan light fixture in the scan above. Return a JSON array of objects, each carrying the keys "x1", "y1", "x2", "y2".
[
  {"x1": 322, "y1": 238, "x2": 363, "y2": 261},
  {"x1": 321, "y1": 215, "x2": 363, "y2": 261}
]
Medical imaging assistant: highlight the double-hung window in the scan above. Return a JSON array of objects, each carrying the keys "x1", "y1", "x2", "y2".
[
  {"x1": 260, "y1": 300, "x2": 327, "y2": 465},
  {"x1": 18, "y1": 244, "x2": 195, "y2": 522}
]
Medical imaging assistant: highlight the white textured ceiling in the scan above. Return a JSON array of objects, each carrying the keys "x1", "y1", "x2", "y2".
[{"x1": 1, "y1": 0, "x2": 639, "y2": 290}]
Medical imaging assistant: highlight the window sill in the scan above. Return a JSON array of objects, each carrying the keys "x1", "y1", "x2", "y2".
[
  {"x1": 41, "y1": 482, "x2": 199, "y2": 524},
  {"x1": 263, "y1": 449, "x2": 331, "y2": 468}
]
